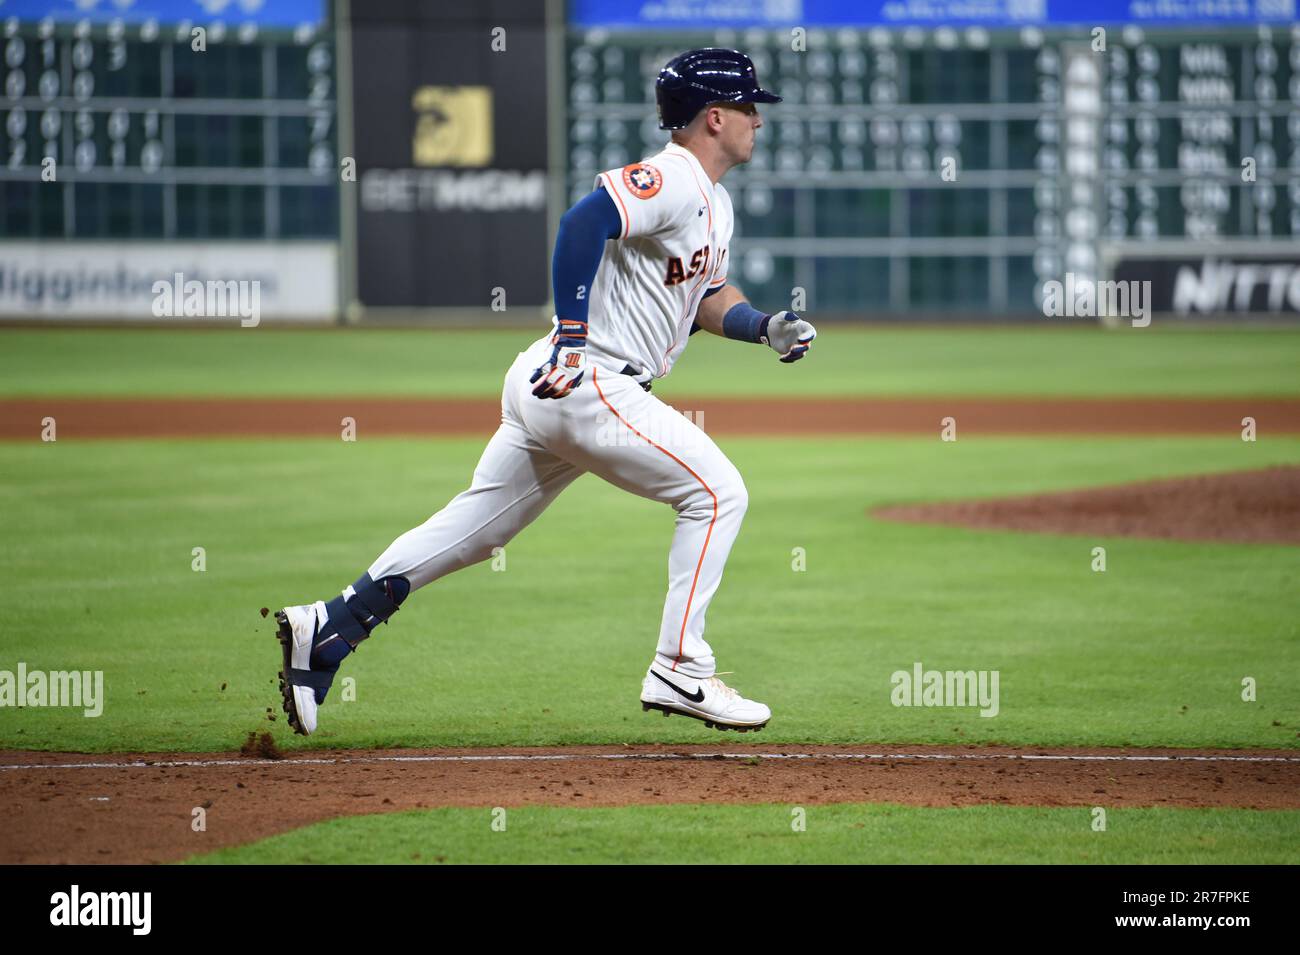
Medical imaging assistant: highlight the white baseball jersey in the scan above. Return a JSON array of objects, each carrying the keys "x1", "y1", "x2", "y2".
[
  {"x1": 366, "y1": 142, "x2": 750, "y2": 685},
  {"x1": 583, "y1": 141, "x2": 734, "y2": 380}
]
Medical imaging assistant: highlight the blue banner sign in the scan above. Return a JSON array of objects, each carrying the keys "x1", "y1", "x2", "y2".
[
  {"x1": 7, "y1": 0, "x2": 327, "y2": 27},
  {"x1": 570, "y1": 0, "x2": 1296, "y2": 28}
]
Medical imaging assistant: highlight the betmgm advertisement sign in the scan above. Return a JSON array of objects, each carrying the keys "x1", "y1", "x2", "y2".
[{"x1": 350, "y1": 0, "x2": 549, "y2": 312}]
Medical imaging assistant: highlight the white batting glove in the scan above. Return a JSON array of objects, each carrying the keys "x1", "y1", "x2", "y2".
[
  {"x1": 530, "y1": 319, "x2": 588, "y2": 399},
  {"x1": 763, "y1": 311, "x2": 817, "y2": 363},
  {"x1": 530, "y1": 345, "x2": 586, "y2": 399}
]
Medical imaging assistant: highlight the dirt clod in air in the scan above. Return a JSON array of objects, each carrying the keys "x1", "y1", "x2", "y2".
[{"x1": 240, "y1": 731, "x2": 283, "y2": 760}]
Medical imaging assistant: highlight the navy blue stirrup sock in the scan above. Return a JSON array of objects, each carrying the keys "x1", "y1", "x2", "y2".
[{"x1": 312, "y1": 573, "x2": 410, "y2": 669}]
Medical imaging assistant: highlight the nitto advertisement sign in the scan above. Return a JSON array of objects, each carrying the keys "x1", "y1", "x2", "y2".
[
  {"x1": 1112, "y1": 256, "x2": 1300, "y2": 316},
  {"x1": 349, "y1": 0, "x2": 550, "y2": 310}
]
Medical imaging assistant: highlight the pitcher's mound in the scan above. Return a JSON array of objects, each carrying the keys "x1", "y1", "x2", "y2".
[{"x1": 873, "y1": 466, "x2": 1300, "y2": 544}]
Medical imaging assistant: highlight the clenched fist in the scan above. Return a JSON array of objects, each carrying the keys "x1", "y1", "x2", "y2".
[{"x1": 762, "y1": 311, "x2": 817, "y2": 363}]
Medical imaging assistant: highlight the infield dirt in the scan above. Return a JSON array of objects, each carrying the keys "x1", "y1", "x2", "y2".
[
  {"x1": 2, "y1": 395, "x2": 1299, "y2": 438},
  {"x1": 2, "y1": 394, "x2": 1295, "y2": 864},
  {"x1": 875, "y1": 465, "x2": 1300, "y2": 544},
  {"x1": 2, "y1": 744, "x2": 1297, "y2": 864}
]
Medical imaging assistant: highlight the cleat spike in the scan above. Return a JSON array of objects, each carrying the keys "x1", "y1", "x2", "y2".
[{"x1": 640, "y1": 690, "x2": 771, "y2": 733}]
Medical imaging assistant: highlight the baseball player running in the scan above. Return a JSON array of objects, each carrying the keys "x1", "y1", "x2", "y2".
[{"x1": 273, "y1": 48, "x2": 816, "y2": 736}]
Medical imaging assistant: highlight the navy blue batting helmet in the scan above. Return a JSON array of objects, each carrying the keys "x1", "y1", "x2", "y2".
[{"x1": 655, "y1": 48, "x2": 782, "y2": 130}]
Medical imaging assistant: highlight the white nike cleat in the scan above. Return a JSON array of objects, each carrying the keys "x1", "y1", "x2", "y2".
[
  {"x1": 274, "y1": 601, "x2": 328, "y2": 736},
  {"x1": 640, "y1": 662, "x2": 771, "y2": 731}
]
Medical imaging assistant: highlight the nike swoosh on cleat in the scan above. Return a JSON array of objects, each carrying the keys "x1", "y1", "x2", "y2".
[{"x1": 651, "y1": 670, "x2": 705, "y2": 703}]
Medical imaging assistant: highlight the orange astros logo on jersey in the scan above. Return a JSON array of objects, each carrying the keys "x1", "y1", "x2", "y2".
[
  {"x1": 664, "y1": 245, "x2": 711, "y2": 287},
  {"x1": 622, "y1": 163, "x2": 663, "y2": 199}
]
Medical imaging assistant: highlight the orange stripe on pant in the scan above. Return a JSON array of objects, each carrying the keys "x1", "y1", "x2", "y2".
[{"x1": 591, "y1": 367, "x2": 717, "y2": 668}]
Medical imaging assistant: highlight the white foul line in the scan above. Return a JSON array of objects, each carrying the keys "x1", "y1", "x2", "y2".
[{"x1": 1, "y1": 751, "x2": 1298, "y2": 772}]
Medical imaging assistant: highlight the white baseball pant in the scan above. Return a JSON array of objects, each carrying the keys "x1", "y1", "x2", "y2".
[{"x1": 366, "y1": 336, "x2": 748, "y2": 678}]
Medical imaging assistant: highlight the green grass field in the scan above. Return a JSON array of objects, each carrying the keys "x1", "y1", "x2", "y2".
[
  {"x1": 3, "y1": 326, "x2": 1297, "y2": 864},
  {"x1": 1, "y1": 435, "x2": 1296, "y2": 752},
  {"x1": 3, "y1": 326, "x2": 1300, "y2": 397},
  {"x1": 185, "y1": 803, "x2": 1300, "y2": 865}
]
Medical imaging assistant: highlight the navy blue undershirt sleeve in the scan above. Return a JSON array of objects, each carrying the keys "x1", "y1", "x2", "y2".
[{"x1": 552, "y1": 187, "x2": 622, "y2": 327}]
